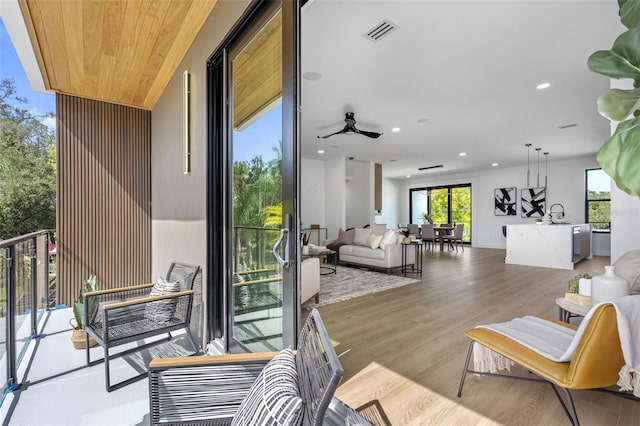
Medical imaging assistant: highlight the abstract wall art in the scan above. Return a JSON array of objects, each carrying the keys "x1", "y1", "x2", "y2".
[
  {"x1": 494, "y1": 187, "x2": 517, "y2": 216},
  {"x1": 521, "y1": 187, "x2": 546, "y2": 218}
]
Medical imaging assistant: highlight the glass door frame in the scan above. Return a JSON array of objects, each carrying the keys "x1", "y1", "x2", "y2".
[
  {"x1": 206, "y1": 0, "x2": 301, "y2": 352},
  {"x1": 409, "y1": 183, "x2": 472, "y2": 244}
]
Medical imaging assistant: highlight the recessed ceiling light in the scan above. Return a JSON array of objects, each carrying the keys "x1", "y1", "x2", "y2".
[
  {"x1": 459, "y1": 152, "x2": 467, "y2": 157},
  {"x1": 303, "y1": 72, "x2": 322, "y2": 81},
  {"x1": 492, "y1": 162, "x2": 499, "y2": 167},
  {"x1": 406, "y1": 175, "x2": 411, "y2": 178},
  {"x1": 391, "y1": 127, "x2": 401, "y2": 132},
  {"x1": 536, "y1": 82, "x2": 551, "y2": 90},
  {"x1": 317, "y1": 150, "x2": 325, "y2": 154}
]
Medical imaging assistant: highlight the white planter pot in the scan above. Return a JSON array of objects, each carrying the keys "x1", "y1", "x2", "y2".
[{"x1": 591, "y1": 265, "x2": 629, "y2": 305}]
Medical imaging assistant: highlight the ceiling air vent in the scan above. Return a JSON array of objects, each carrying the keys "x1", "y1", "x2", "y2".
[
  {"x1": 558, "y1": 123, "x2": 579, "y2": 130},
  {"x1": 363, "y1": 19, "x2": 399, "y2": 43},
  {"x1": 418, "y1": 165, "x2": 444, "y2": 171}
]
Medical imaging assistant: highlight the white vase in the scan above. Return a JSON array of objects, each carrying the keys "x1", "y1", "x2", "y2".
[
  {"x1": 578, "y1": 278, "x2": 591, "y2": 296},
  {"x1": 302, "y1": 245, "x2": 309, "y2": 255},
  {"x1": 590, "y1": 265, "x2": 629, "y2": 305}
]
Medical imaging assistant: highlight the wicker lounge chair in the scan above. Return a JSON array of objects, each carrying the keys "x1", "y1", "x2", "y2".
[
  {"x1": 148, "y1": 309, "x2": 373, "y2": 425},
  {"x1": 85, "y1": 262, "x2": 201, "y2": 391}
]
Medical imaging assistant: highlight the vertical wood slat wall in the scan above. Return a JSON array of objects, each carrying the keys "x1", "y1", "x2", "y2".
[{"x1": 56, "y1": 94, "x2": 151, "y2": 307}]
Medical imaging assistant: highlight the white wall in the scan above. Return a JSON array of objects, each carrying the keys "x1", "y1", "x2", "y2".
[
  {"x1": 377, "y1": 177, "x2": 401, "y2": 227},
  {"x1": 301, "y1": 158, "x2": 326, "y2": 229},
  {"x1": 323, "y1": 157, "x2": 346, "y2": 240},
  {"x1": 398, "y1": 155, "x2": 603, "y2": 250},
  {"x1": 345, "y1": 160, "x2": 373, "y2": 228}
]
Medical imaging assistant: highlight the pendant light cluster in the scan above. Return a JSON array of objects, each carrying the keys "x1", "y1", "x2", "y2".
[{"x1": 525, "y1": 143, "x2": 549, "y2": 188}]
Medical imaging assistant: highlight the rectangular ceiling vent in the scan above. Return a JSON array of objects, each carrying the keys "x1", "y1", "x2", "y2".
[
  {"x1": 363, "y1": 19, "x2": 399, "y2": 43},
  {"x1": 418, "y1": 165, "x2": 444, "y2": 171},
  {"x1": 558, "y1": 123, "x2": 579, "y2": 130}
]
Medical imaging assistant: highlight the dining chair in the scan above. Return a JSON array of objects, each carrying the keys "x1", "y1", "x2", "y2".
[
  {"x1": 407, "y1": 223, "x2": 420, "y2": 239},
  {"x1": 443, "y1": 224, "x2": 464, "y2": 251},
  {"x1": 420, "y1": 224, "x2": 436, "y2": 250}
]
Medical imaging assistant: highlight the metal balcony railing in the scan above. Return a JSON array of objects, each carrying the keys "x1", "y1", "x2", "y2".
[{"x1": 0, "y1": 230, "x2": 54, "y2": 398}]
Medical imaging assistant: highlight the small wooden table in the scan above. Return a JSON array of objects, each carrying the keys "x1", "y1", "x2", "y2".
[
  {"x1": 555, "y1": 297, "x2": 591, "y2": 323},
  {"x1": 433, "y1": 226, "x2": 454, "y2": 251}
]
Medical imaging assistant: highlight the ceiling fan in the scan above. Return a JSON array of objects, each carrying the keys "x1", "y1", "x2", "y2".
[{"x1": 317, "y1": 112, "x2": 383, "y2": 139}]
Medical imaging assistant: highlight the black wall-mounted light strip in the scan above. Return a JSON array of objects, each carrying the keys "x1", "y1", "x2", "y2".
[{"x1": 418, "y1": 165, "x2": 444, "y2": 171}]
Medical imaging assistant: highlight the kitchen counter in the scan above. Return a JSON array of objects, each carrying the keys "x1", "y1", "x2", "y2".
[{"x1": 505, "y1": 223, "x2": 592, "y2": 270}]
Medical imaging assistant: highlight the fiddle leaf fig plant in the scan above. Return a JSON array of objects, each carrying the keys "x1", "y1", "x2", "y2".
[{"x1": 587, "y1": 1, "x2": 640, "y2": 197}]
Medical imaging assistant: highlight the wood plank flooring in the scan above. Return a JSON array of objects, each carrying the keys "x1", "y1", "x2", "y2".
[{"x1": 314, "y1": 247, "x2": 640, "y2": 425}]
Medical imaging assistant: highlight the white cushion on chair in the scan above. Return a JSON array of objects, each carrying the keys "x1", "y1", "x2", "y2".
[
  {"x1": 232, "y1": 348, "x2": 302, "y2": 425},
  {"x1": 145, "y1": 277, "x2": 180, "y2": 323},
  {"x1": 301, "y1": 258, "x2": 320, "y2": 304}
]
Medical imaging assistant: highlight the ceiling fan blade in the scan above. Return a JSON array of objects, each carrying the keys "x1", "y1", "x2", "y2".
[
  {"x1": 317, "y1": 124, "x2": 350, "y2": 139},
  {"x1": 356, "y1": 129, "x2": 383, "y2": 139}
]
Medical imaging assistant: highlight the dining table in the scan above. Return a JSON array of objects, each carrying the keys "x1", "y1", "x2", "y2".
[{"x1": 433, "y1": 226, "x2": 454, "y2": 251}]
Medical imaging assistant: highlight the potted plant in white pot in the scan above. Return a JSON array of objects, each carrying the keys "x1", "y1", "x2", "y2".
[{"x1": 69, "y1": 275, "x2": 99, "y2": 349}]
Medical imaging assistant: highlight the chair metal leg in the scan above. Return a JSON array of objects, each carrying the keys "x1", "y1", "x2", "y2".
[
  {"x1": 457, "y1": 341, "x2": 475, "y2": 397},
  {"x1": 549, "y1": 384, "x2": 580, "y2": 426}
]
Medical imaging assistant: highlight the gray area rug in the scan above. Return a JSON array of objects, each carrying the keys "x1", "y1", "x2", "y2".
[{"x1": 303, "y1": 266, "x2": 420, "y2": 309}]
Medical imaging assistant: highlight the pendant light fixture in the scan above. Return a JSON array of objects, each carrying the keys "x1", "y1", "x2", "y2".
[
  {"x1": 525, "y1": 143, "x2": 532, "y2": 187},
  {"x1": 544, "y1": 152, "x2": 549, "y2": 188},
  {"x1": 536, "y1": 147, "x2": 541, "y2": 187}
]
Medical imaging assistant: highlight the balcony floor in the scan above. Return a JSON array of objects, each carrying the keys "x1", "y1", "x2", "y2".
[{"x1": 1, "y1": 308, "x2": 194, "y2": 425}]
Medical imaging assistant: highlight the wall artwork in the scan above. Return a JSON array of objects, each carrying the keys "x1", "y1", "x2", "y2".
[
  {"x1": 521, "y1": 187, "x2": 546, "y2": 218},
  {"x1": 494, "y1": 187, "x2": 517, "y2": 216}
]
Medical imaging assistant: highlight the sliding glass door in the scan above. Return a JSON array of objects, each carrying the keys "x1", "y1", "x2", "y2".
[
  {"x1": 207, "y1": 0, "x2": 300, "y2": 353},
  {"x1": 410, "y1": 184, "x2": 472, "y2": 243}
]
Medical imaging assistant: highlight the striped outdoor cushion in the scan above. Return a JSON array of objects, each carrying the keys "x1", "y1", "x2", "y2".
[
  {"x1": 144, "y1": 277, "x2": 180, "y2": 324},
  {"x1": 231, "y1": 348, "x2": 302, "y2": 426}
]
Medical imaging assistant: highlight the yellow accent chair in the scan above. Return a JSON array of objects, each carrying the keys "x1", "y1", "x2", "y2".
[{"x1": 457, "y1": 303, "x2": 625, "y2": 425}]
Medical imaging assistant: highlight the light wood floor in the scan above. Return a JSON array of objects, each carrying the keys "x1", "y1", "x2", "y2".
[{"x1": 316, "y1": 247, "x2": 640, "y2": 426}]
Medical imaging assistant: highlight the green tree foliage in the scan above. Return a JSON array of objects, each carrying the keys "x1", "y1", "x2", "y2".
[
  {"x1": 0, "y1": 78, "x2": 56, "y2": 240},
  {"x1": 232, "y1": 142, "x2": 282, "y2": 228},
  {"x1": 429, "y1": 186, "x2": 472, "y2": 242}
]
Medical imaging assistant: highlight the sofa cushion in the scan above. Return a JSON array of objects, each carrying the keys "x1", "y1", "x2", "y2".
[
  {"x1": 371, "y1": 224, "x2": 387, "y2": 236},
  {"x1": 349, "y1": 245, "x2": 385, "y2": 260},
  {"x1": 353, "y1": 228, "x2": 372, "y2": 246},
  {"x1": 614, "y1": 250, "x2": 640, "y2": 294},
  {"x1": 379, "y1": 229, "x2": 397, "y2": 250},
  {"x1": 336, "y1": 228, "x2": 355, "y2": 245}
]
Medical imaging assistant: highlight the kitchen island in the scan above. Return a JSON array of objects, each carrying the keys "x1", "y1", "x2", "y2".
[{"x1": 505, "y1": 223, "x2": 592, "y2": 270}]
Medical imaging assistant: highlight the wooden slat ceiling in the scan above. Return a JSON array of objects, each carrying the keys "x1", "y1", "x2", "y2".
[{"x1": 18, "y1": 0, "x2": 218, "y2": 110}]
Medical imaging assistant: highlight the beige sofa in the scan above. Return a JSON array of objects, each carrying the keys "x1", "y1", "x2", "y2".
[{"x1": 329, "y1": 225, "x2": 416, "y2": 274}]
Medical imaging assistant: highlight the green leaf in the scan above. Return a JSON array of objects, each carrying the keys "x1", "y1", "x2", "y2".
[
  {"x1": 619, "y1": 0, "x2": 640, "y2": 29},
  {"x1": 588, "y1": 28, "x2": 640, "y2": 86},
  {"x1": 588, "y1": 50, "x2": 640, "y2": 86},
  {"x1": 73, "y1": 302, "x2": 84, "y2": 329},
  {"x1": 597, "y1": 117, "x2": 640, "y2": 197},
  {"x1": 597, "y1": 88, "x2": 640, "y2": 121}
]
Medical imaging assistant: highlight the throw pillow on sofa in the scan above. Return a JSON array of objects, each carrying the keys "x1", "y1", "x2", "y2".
[
  {"x1": 379, "y1": 229, "x2": 397, "y2": 250},
  {"x1": 336, "y1": 228, "x2": 355, "y2": 245},
  {"x1": 353, "y1": 228, "x2": 372, "y2": 246},
  {"x1": 366, "y1": 233, "x2": 383, "y2": 249}
]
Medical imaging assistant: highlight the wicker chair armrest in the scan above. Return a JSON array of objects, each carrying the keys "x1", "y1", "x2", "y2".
[
  {"x1": 84, "y1": 283, "x2": 154, "y2": 297},
  {"x1": 103, "y1": 290, "x2": 194, "y2": 310},
  {"x1": 149, "y1": 351, "x2": 278, "y2": 369},
  {"x1": 149, "y1": 353, "x2": 276, "y2": 425}
]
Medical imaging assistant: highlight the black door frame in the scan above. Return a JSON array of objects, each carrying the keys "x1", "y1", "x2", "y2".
[{"x1": 205, "y1": 0, "x2": 301, "y2": 351}]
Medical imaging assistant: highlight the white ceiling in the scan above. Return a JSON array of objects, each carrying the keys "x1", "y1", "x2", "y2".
[{"x1": 300, "y1": 0, "x2": 624, "y2": 180}]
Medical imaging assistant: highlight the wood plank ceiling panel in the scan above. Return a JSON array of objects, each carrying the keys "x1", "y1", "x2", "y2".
[{"x1": 18, "y1": 0, "x2": 218, "y2": 110}]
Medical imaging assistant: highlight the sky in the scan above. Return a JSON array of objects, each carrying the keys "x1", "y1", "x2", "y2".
[{"x1": 1, "y1": 18, "x2": 56, "y2": 129}]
